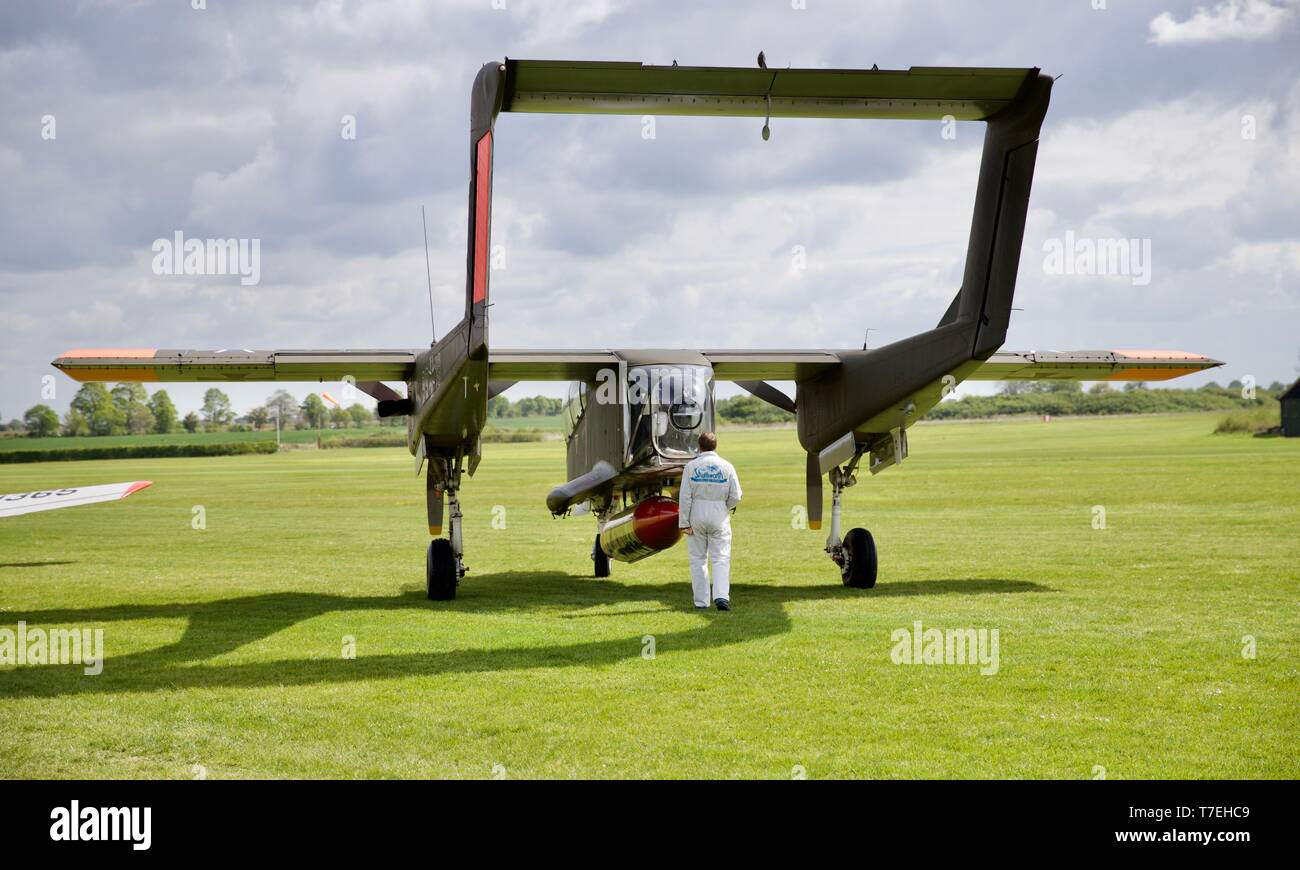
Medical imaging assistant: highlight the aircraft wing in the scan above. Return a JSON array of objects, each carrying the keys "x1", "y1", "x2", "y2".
[
  {"x1": 967, "y1": 350, "x2": 1223, "y2": 381},
  {"x1": 55, "y1": 347, "x2": 1219, "y2": 386},
  {"x1": 52, "y1": 349, "x2": 417, "y2": 382},
  {"x1": 485, "y1": 349, "x2": 841, "y2": 382},
  {"x1": 484, "y1": 348, "x2": 1219, "y2": 383},
  {"x1": 0, "y1": 481, "x2": 152, "y2": 518}
]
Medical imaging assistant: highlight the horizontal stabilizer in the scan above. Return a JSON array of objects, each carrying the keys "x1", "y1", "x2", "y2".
[{"x1": 503, "y1": 60, "x2": 1040, "y2": 121}]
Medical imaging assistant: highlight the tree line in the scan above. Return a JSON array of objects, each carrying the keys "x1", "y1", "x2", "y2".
[
  {"x1": 487, "y1": 394, "x2": 563, "y2": 418},
  {"x1": 8, "y1": 385, "x2": 388, "y2": 438},
  {"x1": 715, "y1": 380, "x2": 1291, "y2": 425},
  {"x1": 10, "y1": 378, "x2": 1293, "y2": 437},
  {"x1": 926, "y1": 380, "x2": 1287, "y2": 420}
]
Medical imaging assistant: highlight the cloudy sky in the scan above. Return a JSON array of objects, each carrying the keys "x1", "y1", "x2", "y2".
[{"x1": 2, "y1": 0, "x2": 1298, "y2": 420}]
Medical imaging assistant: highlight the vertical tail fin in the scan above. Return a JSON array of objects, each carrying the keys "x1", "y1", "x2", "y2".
[{"x1": 464, "y1": 62, "x2": 504, "y2": 358}]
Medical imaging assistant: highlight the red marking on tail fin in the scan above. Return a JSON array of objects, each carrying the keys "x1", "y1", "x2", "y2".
[{"x1": 472, "y1": 132, "x2": 493, "y2": 305}]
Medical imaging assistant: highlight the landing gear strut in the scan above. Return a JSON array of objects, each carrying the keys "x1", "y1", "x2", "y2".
[
  {"x1": 825, "y1": 455, "x2": 877, "y2": 589},
  {"x1": 426, "y1": 453, "x2": 468, "y2": 600},
  {"x1": 592, "y1": 535, "x2": 611, "y2": 578},
  {"x1": 591, "y1": 502, "x2": 611, "y2": 578}
]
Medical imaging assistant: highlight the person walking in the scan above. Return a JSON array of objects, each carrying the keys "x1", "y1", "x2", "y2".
[{"x1": 678, "y1": 432, "x2": 742, "y2": 611}]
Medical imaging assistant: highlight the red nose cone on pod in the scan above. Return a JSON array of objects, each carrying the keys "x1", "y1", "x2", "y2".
[
  {"x1": 598, "y1": 496, "x2": 684, "y2": 563},
  {"x1": 632, "y1": 496, "x2": 683, "y2": 551}
]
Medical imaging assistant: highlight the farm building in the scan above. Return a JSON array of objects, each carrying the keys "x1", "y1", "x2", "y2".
[{"x1": 1283, "y1": 380, "x2": 1300, "y2": 438}]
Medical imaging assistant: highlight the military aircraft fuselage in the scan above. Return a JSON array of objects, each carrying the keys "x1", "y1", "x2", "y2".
[{"x1": 549, "y1": 351, "x2": 717, "y2": 516}]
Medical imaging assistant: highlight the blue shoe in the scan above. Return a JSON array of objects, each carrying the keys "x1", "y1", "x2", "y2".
[{"x1": 714, "y1": 598, "x2": 731, "y2": 611}]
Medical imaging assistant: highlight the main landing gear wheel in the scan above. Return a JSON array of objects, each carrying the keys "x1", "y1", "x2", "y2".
[
  {"x1": 427, "y1": 538, "x2": 458, "y2": 600},
  {"x1": 841, "y1": 527, "x2": 877, "y2": 589},
  {"x1": 592, "y1": 535, "x2": 611, "y2": 578}
]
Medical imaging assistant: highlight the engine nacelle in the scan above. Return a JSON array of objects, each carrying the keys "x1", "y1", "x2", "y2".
[{"x1": 599, "y1": 496, "x2": 683, "y2": 563}]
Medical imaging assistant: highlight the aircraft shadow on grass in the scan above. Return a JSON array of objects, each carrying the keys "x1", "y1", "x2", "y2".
[{"x1": 0, "y1": 575, "x2": 1049, "y2": 698}]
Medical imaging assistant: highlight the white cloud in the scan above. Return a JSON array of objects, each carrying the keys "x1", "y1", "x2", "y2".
[
  {"x1": 1036, "y1": 97, "x2": 1279, "y2": 219},
  {"x1": 1149, "y1": 0, "x2": 1299, "y2": 45}
]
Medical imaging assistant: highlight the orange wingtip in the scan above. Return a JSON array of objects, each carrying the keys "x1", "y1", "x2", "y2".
[
  {"x1": 1104, "y1": 367, "x2": 1207, "y2": 381},
  {"x1": 123, "y1": 481, "x2": 153, "y2": 498},
  {"x1": 57, "y1": 348, "x2": 158, "y2": 360},
  {"x1": 1109, "y1": 350, "x2": 1208, "y2": 360}
]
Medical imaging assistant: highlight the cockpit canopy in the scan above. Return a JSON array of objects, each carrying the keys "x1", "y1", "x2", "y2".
[
  {"x1": 628, "y1": 364, "x2": 714, "y2": 460},
  {"x1": 561, "y1": 363, "x2": 715, "y2": 465}
]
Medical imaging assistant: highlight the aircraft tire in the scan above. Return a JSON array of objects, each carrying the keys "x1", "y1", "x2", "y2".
[
  {"x1": 593, "y1": 535, "x2": 611, "y2": 578},
  {"x1": 427, "y1": 538, "x2": 458, "y2": 600},
  {"x1": 841, "y1": 527, "x2": 877, "y2": 589}
]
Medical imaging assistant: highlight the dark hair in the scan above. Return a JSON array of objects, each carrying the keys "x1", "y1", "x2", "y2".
[{"x1": 698, "y1": 432, "x2": 717, "y2": 452}]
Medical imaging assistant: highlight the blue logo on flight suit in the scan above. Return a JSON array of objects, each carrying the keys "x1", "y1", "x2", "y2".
[{"x1": 690, "y1": 463, "x2": 728, "y2": 484}]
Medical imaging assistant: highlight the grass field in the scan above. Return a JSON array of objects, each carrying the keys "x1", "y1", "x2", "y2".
[{"x1": 0, "y1": 413, "x2": 1295, "y2": 778}]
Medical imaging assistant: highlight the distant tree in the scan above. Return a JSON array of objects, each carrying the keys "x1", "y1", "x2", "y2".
[
  {"x1": 201, "y1": 388, "x2": 233, "y2": 428},
  {"x1": 1001, "y1": 381, "x2": 1032, "y2": 395},
  {"x1": 347, "y1": 403, "x2": 372, "y2": 428},
  {"x1": 148, "y1": 390, "x2": 179, "y2": 433},
  {"x1": 715, "y1": 394, "x2": 795, "y2": 425},
  {"x1": 1043, "y1": 381, "x2": 1082, "y2": 393},
  {"x1": 247, "y1": 406, "x2": 270, "y2": 430},
  {"x1": 127, "y1": 404, "x2": 155, "y2": 435},
  {"x1": 1266, "y1": 381, "x2": 1285, "y2": 393},
  {"x1": 111, "y1": 382, "x2": 147, "y2": 412},
  {"x1": 1123, "y1": 381, "x2": 1147, "y2": 392},
  {"x1": 329, "y1": 405, "x2": 349, "y2": 428},
  {"x1": 266, "y1": 390, "x2": 298, "y2": 428},
  {"x1": 62, "y1": 408, "x2": 90, "y2": 437},
  {"x1": 301, "y1": 393, "x2": 328, "y2": 429},
  {"x1": 109, "y1": 383, "x2": 154, "y2": 434},
  {"x1": 1088, "y1": 382, "x2": 1111, "y2": 395},
  {"x1": 70, "y1": 383, "x2": 125, "y2": 435},
  {"x1": 488, "y1": 395, "x2": 510, "y2": 418},
  {"x1": 182, "y1": 411, "x2": 200, "y2": 433},
  {"x1": 23, "y1": 404, "x2": 60, "y2": 437},
  {"x1": 71, "y1": 382, "x2": 111, "y2": 418}
]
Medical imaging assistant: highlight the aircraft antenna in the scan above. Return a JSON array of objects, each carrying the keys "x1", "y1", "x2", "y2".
[{"x1": 422, "y1": 204, "x2": 436, "y2": 343}]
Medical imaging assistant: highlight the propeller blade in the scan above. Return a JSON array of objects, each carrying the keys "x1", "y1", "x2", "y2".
[
  {"x1": 735, "y1": 380, "x2": 795, "y2": 414},
  {"x1": 806, "y1": 452, "x2": 823, "y2": 530},
  {"x1": 356, "y1": 380, "x2": 404, "y2": 403}
]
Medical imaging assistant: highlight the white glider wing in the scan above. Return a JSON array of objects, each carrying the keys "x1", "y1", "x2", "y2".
[{"x1": 0, "y1": 481, "x2": 153, "y2": 518}]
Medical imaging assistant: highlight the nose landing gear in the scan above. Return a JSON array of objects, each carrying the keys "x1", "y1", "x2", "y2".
[
  {"x1": 824, "y1": 458, "x2": 878, "y2": 589},
  {"x1": 426, "y1": 454, "x2": 468, "y2": 600}
]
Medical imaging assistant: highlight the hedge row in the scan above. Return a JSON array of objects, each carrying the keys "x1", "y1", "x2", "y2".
[
  {"x1": 318, "y1": 429, "x2": 546, "y2": 449},
  {"x1": 927, "y1": 389, "x2": 1273, "y2": 420},
  {"x1": 0, "y1": 440, "x2": 280, "y2": 463},
  {"x1": 483, "y1": 429, "x2": 545, "y2": 443},
  {"x1": 320, "y1": 433, "x2": 407, "y2": 448}
]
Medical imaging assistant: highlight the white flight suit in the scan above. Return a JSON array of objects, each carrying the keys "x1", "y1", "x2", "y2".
[{"x1": 678, "y1": 450, "x2": 742, "y2": 607}]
